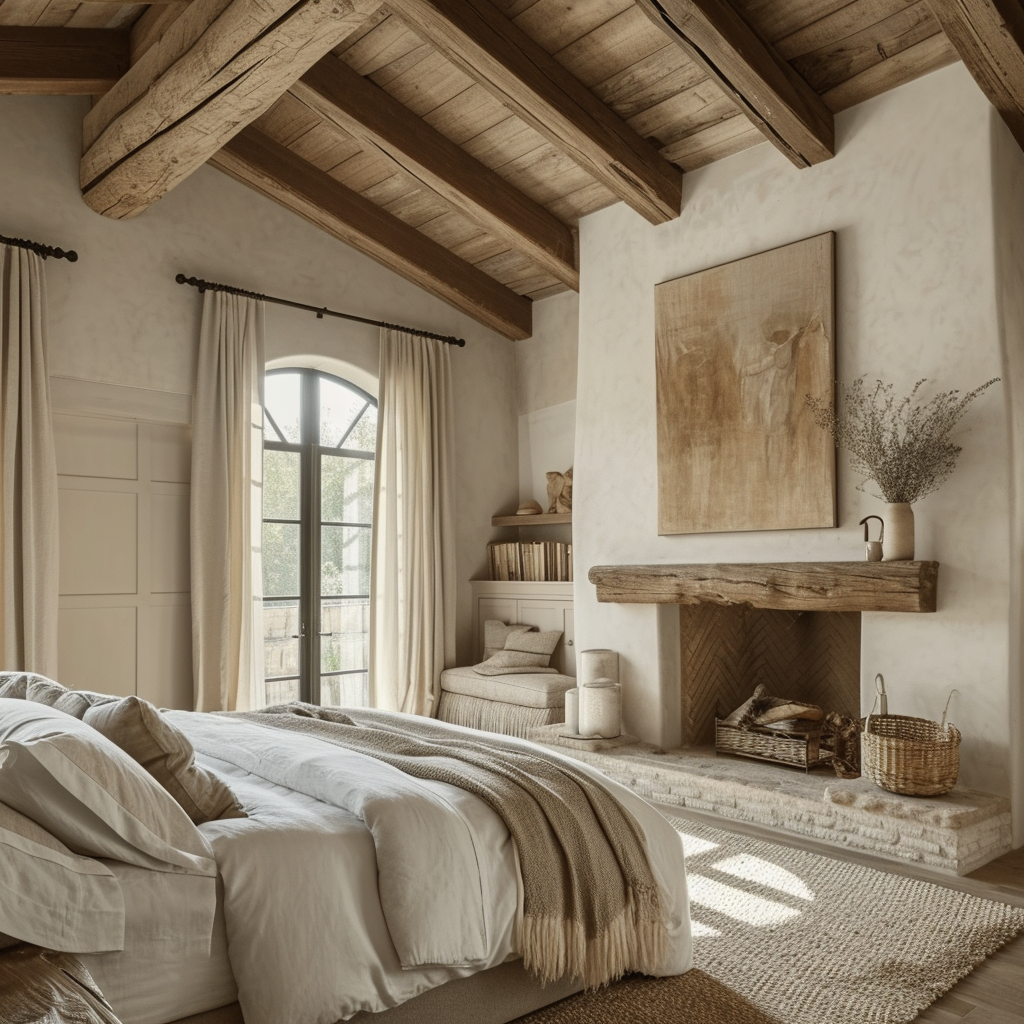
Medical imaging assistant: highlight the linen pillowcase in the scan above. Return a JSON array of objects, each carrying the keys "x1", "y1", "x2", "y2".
[
  {"x1": 482, "y1": 620, "x2": 534, "y2": 660},
  {"x1": 474, "y1": 628, "x2": 563, "y2": 676},
  {"x1": 0, "y1": 698, "x2": 215, "y2": 876},
  {"x1": 25, "y1": 676, "x2": 68, "y2": 707},
  {"x1": 0, "y1": 800, "x2": 124, "y2": 953},
  {"x1": 54, "y1": 690, "x2": 120, "y2": 720},
  {"x1": 0, "y1": 674, "x2": 121, "y2": 719},
  {"x1": 85, "y1": 697, "x2": 246, "y2": 825},
  {"x1": 0, "y1": 673, "x2": 32, "y2": 700},
  {"x1": 0, "y1": 672, "x2": 67, "y2": 701}
]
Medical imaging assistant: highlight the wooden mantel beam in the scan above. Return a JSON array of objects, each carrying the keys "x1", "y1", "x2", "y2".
[
  {"x1": 928, "y1": 0, "x2": 1024, "y2": 149},
  {"x1": 0, "y1": 27, "x2": 128, "y2": 95},
  {"x1": 634, "y1": 0, "x2": 834, "y2": 168},
  {"x1": 293, "y1": 56, "x2": 578, "y2": 290},
  {"x1": 389, "y1": 0, "x2": 682, "y2": 225},
  {"x1": 210, "y1": 128, "x2": 533, "y2": 341},
  {"x1": 588, "y1": 562, "x2": 939, "y2": 613},
  {"x1": 79, "y1": 0, "x2": 381, "y2": 219}
]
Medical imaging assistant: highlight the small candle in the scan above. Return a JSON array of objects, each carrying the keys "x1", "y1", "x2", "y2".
[{"x1": 564, "y1": 687, "x2": 579, "y2": 734}]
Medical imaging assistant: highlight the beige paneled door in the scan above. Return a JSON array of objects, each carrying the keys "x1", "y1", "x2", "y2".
[{"x1": 51, "y1": 379, "x2": 193, "y2": 708}]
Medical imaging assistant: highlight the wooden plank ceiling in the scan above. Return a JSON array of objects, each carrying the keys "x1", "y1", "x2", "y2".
[{"x1": 0, "y1": 0, "x2": 982, "y2": 338}]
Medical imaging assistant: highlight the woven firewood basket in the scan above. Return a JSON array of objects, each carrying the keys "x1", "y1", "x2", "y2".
[{"x1": 862, "y1": 675, "x2": 960, "y2": 797}]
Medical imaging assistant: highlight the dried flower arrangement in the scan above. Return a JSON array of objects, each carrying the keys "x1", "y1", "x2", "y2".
[{"x1": 806, "y1": 376, "x2": 1000, "y2": 503}]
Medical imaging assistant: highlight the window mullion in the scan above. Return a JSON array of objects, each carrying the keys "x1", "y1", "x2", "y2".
[{"x1": 302, "y1": 370, "x2": 322, "y2": 706}]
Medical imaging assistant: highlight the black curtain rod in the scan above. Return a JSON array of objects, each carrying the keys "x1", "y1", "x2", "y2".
[
  {"x1": 175, "y1": 274, "x2": 466, "y2": 347},
  {"x1": 1, "y1": 232, "x2": 78, "y2": 262}
]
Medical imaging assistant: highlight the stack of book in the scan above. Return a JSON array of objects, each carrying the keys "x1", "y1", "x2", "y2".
[{"x1": 487, "y1": 541, "x2": 573, "y2": 582}]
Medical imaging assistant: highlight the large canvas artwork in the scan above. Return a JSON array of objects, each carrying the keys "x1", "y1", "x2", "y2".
[{"x1": 656, "y1": 232, "x2": 836, "y2": 535}]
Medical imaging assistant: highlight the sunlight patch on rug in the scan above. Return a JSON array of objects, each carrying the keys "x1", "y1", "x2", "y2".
[
  {"x1": 670, "y1": 818, "x2": 1024, "y2": 1024},
  {"x1": 687, "y1": 875, "x2": 803, "y2": 927},
  {"x1": 711, "y1": 853, "x2": 815, "y2": 901}
]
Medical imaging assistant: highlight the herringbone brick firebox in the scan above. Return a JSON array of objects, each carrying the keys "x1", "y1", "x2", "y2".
[{"x1": 678, "y1": 603, "x2": 860, "y2": 746}]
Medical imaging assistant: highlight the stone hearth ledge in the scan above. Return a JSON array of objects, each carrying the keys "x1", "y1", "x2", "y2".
[{"x1": 527, "y1": 727, "x2": 1011, "y2": 875}]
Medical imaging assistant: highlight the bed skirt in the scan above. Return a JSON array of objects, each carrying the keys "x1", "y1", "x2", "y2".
[{"x1": 167, "y1": 959, "x2": 582, "y2": 1024}]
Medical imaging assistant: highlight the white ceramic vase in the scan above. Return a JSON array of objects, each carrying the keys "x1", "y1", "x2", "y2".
[{"x1": 882, "y1": 502, "x2": 915, "y2": 561}]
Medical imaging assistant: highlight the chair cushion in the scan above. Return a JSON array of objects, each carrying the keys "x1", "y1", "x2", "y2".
[{"x1": 440, "y1": 666, "x2": 575, "y2": 709}]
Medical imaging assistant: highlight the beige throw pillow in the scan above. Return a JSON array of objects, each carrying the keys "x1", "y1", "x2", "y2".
[
  {"x1": 505, "y1": 629, "x2": 562, "y2": 657},
  {"x1": 473, "y1": 627, "x2": 563, "y2": 676},
  {"x1": 84, "y1": 697, "x2": 246, "y2": 826},
  {"x1": 473, "y1": 650, "x2": 558, "y2": 676},
  {"x1": 482, "y1": 620, "x2": 533, "y2": 660}
]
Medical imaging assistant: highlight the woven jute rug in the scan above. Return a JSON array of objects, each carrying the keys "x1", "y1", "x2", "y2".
[{"x1": 515, "y1": 818, "x2": 1024, "y2": 1024}]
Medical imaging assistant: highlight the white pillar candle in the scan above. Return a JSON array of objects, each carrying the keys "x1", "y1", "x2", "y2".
[
  {"x1": 564, "y1": 687, "x2": 579, "y2": 734},
  {"x1": 579, "y1": 679, "x2": 621, "y2": 739},
  {"x1": 579, "y1": 649, "x2": 619, "y2": 686}
]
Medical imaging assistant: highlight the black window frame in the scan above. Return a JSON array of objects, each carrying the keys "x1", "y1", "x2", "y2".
[{"x1": 262, "y1": 367, "x2": 377, "y2": 706}]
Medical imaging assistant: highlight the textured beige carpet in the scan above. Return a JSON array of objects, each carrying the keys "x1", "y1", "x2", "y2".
[{"x1": 514, "y1": 819, "x2": 1024, "y2": 1024}]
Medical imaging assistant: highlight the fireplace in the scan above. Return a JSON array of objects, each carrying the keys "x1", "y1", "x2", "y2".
[
  {"x1": 678, "y1": 603, "x2": 860, "y2": 746},
  {"x1": 588, "y1": 559, "x2": 938, "y2": 751}
]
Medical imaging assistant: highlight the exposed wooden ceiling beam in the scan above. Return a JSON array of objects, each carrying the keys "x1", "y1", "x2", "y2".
[
  {"x1": 293, "y1": 56, "x2": 579, "y2": 290},
  {"x1": 0, "y1": 27, "x2": 128, "y2": 95},
  {"x1": 388, "y1": 0, "x2": 682, "y2": 225},
  {"x1": 210, "y1": 127, "x2": 533, "y2": 341},
  {"x1": 928, "y1": 0, "x2": 1024, "y2": 148},
  {"x1": 130, "y1": 2, "x2": 191, "y2": 64},
  {"x1": 80, "y1": 0, "x2": 381, "y2": 219},
  {"x1": 634, "y1": 0, "x2": 834, "y2": 168}
]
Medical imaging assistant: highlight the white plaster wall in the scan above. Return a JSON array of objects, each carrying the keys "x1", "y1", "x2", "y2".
[
  {"x1": 574, "y1": 64, "x2": 1016, "y2": 809},
  {"x1": 512, "y1": 291, "x2": 579, "y2": 527},
  {"x1": 0, "y1": 95, "x2": 519, "y2": 671},
  {"x1": 515, "y1": 290, "x2": 579, "y2": 416},
  {"x1": 518, "y1": 399, "x2": 576, "y2": 510},
  {"x1": 991, "y1": 109, "x2": 1024, "y2": 845}
]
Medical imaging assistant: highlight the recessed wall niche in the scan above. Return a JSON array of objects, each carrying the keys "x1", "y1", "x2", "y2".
[{"x1": 678, "y1": 603, "x2": 860, "y2": 747}]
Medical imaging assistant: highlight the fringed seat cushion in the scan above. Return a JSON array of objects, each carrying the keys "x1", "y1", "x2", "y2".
[
  {"x1": 439, "y1": 666, "x2": 574, "y2": 708},
  {"x1": 436, "y1": 692, "x2": 564, "y2": 739}
]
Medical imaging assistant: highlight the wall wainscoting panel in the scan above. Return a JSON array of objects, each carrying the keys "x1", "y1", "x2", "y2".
[{"x1": 55, "y1": 409, "x2": 193, "y2": 709}]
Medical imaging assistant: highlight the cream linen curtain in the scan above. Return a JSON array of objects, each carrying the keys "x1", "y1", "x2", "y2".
[
  {"x1": 370, "y1": 329, "x2": 456, "y2": 715},
  {"x1": 0, "y1": 246, "x2": 59, "y2": 676},
  {"x1": 190, "y1": 291, "x2": 265, "y2": 712}
]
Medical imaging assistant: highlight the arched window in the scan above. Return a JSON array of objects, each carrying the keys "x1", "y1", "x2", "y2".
[{"x1": 261, "y1": 368, "x2": 377, "y2": 707}]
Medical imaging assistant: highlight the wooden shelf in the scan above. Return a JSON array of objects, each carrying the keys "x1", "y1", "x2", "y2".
[
  {"x1": 491, "y1": 512, "x2": 571, "y2": 527},
  {"x1": 587, "y1": 561, "x2": 938, "y2": 613}
]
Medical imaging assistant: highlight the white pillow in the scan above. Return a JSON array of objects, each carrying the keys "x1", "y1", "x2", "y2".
[
  {"x1": 0, "y1": 699, "x2": 215, "y2": 877},
  {"x1": 0, "y1": 800, "x2": 124, "y2": 953}
]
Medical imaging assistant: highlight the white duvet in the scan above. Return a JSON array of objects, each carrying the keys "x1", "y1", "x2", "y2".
[{"x1": 167, "y1": 711, "x2": 692, "y2": 1024}]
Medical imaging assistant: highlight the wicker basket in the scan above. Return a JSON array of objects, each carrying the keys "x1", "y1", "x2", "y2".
[
  {"x1": 715, "y1": 720, "x2": 831, "y2": 772},
  {"x1": 861, "y1": 676, "x2": 960, "y2": 796}
]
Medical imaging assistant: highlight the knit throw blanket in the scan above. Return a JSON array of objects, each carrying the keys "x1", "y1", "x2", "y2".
[{"x1": 235, "y1": 704, "x2": 667, "y2": 989}]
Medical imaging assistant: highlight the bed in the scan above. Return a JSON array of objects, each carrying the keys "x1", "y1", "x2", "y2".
[{"x1": 0, "y1": 677, "x2": 692, "y2": 1024}]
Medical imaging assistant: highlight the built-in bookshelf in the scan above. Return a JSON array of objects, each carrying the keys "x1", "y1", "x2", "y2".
[
  {"x1": 490, "y1": 512, "x2": 571, "y2": 527},
  {"x1": 488, "y1": 541, "x2": 573, "y2": 582}
]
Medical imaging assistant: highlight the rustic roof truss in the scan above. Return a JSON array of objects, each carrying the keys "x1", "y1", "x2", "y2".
[{"x1": 0, "y1": 0, "x2": 985, "y2": 338}]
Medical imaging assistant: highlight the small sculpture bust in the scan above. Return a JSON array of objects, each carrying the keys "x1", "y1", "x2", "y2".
[{"x1": 546, "y1": 467, "x2": 573, "y2": 514}]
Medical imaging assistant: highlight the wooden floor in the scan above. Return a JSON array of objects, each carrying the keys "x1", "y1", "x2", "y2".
[{"x1": 660, "y1": 805, "x2": 1024, "y2": 1024}]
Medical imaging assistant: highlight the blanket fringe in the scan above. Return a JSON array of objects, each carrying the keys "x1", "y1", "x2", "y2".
[{"x1": 520, "y1": 887, "x2": 667, "y2": 991}]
